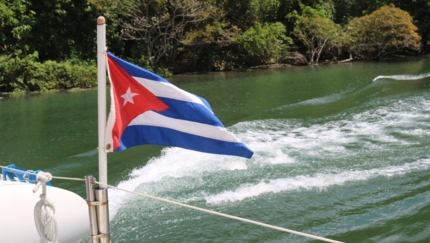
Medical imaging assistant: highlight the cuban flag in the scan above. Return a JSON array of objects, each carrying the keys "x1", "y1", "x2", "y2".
[{"x1": 104, "y1": 52, "x2": 253, "y2": 159}]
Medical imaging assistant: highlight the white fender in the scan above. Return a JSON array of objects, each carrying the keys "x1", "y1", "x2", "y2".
[{"x1": 0, "y1": 180, "x2": 90, "y2": 243}]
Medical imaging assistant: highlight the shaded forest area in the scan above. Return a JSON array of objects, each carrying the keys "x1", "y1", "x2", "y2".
[{"x1": 1, "y1": 0, "x2": 429, "y2": 92}]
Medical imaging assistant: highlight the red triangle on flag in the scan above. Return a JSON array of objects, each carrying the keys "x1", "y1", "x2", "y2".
[{"x1": 107, "y1": 55, "x2": 169, "y2": 150}]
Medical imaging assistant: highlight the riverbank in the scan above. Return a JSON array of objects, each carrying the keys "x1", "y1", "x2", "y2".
[{"x1": 1, "y1": 50, "x2": 429, "y2": 99}]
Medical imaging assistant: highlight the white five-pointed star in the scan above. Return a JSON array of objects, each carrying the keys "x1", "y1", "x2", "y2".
[{"x1": 121, "y1": 87, "x2": 139, "y2": 106}]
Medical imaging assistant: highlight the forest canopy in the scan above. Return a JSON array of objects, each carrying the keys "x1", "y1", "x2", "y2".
[{"x1": 0, "y1": 0, "x2": 428, "y2": 92}]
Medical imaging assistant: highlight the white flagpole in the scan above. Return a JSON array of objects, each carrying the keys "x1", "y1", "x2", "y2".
[
  {"x1": 93, "y1": 16, "x2": 111, "y2": 243},
  {"x1": 97, "y1": 16, "x2": 107, "y2": 188}
]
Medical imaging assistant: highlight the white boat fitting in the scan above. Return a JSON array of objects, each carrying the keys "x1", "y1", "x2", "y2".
[{"x1": 0, "y1": 179, "x2": 89, "y2": 243}]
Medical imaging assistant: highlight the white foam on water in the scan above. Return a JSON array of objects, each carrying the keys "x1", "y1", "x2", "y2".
[
  {"x1": 110, "y1": 91, "x2": 430, "y2": 217},
  {"x1": 205, "y1": 158, "x2": 430, "y2": 204},
  {"x1": 373, "y1": 72, "x2": 430, "y2": 82},
  {"x1": 109, "y1": 147, "x2": 249, "y2": 217}
]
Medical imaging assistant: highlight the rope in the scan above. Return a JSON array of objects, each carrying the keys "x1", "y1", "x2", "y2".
[
  {"x1": 33, "y1": 172, "x2": 59, "y2": 243},
  {"x1": 96, "y1": 181, "x2": 345, "y2": 243},
  {"x1": 51, "y1": 175, "x2": 85, "y2": 182}
]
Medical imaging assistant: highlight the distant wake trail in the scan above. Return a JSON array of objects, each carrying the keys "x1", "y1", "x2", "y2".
[{"x1": 373, "y1": 73, "x2": 430, "y2": 82}]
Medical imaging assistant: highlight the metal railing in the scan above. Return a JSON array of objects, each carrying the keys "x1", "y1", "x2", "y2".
[{"x1": 1, "y1": 164, "x2": 51, "y2": 186}]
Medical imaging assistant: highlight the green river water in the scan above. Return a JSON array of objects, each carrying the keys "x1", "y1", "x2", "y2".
[{"x1": 1, "y1": 55, "x2": 430, "y2": 243}]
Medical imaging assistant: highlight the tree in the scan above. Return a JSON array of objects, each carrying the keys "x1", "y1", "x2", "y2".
[
  {"x1": 121, "y1": 0, "x2": 212, "y2": 70},
  {"x1": 237, "y1": 22, "x2": 292, "y2": 64},
  {"x1": 347, "y1": 5, "x2": 421, "y2": 59},
  {"x1": 393, "y1": 0, "x2": 430, "y2": 49},
  {"x1": 219, "y1": 0, "x2": 281, "y2": 30},
  {"x1": 0, "y1": 0, "x2": 99, "y2": 60},
  {"x1": 0, "y1": 0, "x2": 35, "y2": 56},
  {"x1": 331, "y1": 0, "x2": 389, "y2": 24},
  {"x1": 180, "y1": 21, "x2": 242, "y2": 71},
  {"x1": 25, "y1": 0, "x2": 98, "y2": 61},
  {"x1": 293, "y1": 15, "x2": 340, "y2": 64}
]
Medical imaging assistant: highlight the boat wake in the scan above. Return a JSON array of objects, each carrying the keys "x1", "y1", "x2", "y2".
[
  {"x1": 205, "y1": 158, "x2": 430, "y2": 204},
  {"x1": 109, "y1": 91, "x2": 430, "y2": 217},
  {"x1": 373, "y1": 72, "x2": 430, "y2": 82}
]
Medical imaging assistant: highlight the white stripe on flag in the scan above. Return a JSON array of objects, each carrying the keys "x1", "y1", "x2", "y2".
[
  {"x1": 129, "y1": 111, "x2": 241, "y2": 143},
  {"x1": 134, "y1": 76, "x2": 213, "y2": 113}
]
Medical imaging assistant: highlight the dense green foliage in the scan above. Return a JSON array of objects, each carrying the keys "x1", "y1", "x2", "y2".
[
  {"x1": 0, "y1": 0, "x2": 428, "y2": 92},
  {"x1": 0, "y1": 52, "x2": 97, "y2": 92},
  {"x1": 237, "y1": 22, "x2": 292, "y2": 64},
  {"x1": 348, "y1": 5, "x2": 421, "y2": 59}
]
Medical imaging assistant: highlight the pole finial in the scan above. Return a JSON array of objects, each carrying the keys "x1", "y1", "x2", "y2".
[{"x1": 97, "y1": 16, "x2": 106, "y2": 25}]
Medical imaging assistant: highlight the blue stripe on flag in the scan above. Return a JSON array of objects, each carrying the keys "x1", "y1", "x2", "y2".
[
  {"x1": 118, "y1": 125, "x2": 254, "y2": 158},
  {"x1": 157, "y1": 97, "x2": 224, "y2": 127}
]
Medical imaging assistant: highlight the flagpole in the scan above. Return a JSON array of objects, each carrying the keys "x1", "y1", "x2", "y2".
[
  {"x1": 94, "y1": 16, "x2": 111, "y2": 243},
  {"x1": 97, "y1": 16, "x2": 107, "y2": 188}
]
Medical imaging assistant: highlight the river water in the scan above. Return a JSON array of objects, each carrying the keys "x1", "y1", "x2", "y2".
[{"x1": 1, "y1": 56, "x2": 430, "y2": 243}]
